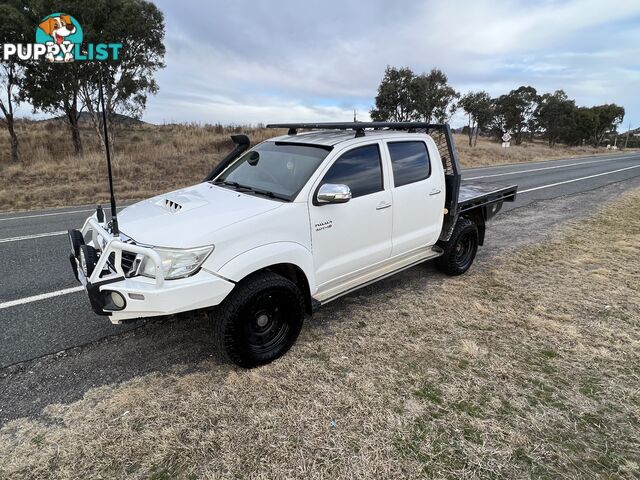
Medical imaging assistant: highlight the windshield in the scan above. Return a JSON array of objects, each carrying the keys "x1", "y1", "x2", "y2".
[{"x1": 214, "y1": 142, "x2": 330, "y2": 201}]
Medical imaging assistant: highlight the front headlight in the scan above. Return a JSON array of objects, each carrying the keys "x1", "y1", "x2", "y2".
[{"x1": 139, "y1": 245, "x2": 214, "y2": 280}]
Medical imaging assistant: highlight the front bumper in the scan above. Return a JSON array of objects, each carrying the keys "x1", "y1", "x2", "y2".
[{"x1": 70, "y1": 217, "x2": 235, "y2": 324}]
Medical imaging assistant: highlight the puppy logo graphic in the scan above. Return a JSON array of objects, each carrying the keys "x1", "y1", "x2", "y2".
[
  {"x1": 2, "y1": 12, "x2": 120, "y2": 62},
  {"x1": 36, "y1": 13, "x2": 83, "y2": 62}
]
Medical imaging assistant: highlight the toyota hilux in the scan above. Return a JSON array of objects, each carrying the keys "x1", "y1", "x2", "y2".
[{"x1": 68, "y1": 122, "x2": 517, "y2": 368}]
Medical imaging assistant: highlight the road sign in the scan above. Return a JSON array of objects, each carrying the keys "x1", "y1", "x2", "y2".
[{"x1": 501, "y1": 132, "x2": 512, "y2": 142}]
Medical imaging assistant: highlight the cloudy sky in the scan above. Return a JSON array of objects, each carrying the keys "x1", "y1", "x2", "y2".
[{"x1": 144, "y1": 1, "x2": 640, "y2": 128}]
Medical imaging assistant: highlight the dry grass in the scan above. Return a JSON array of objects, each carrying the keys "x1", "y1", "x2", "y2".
[
  {"x1": 453, "y1": 134, "x2": 622, "y2": 168},
  {"x1": 0, "y1": 122, "x2": 280, "y2": 212},
  {"x1": 0, "y1": 122, "x2": 627, "y2": 212},
  {"x1": 0, "y1": 189, "x2": 638, "y2": 478}
]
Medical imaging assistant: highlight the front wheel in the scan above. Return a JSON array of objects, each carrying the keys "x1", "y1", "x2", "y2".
[
  {"x1": 435, "y1": 217, "x2": 479, "y2": 276},
  {"x1": 212, "y1": 271, "x2": 305, "y2": 368}
]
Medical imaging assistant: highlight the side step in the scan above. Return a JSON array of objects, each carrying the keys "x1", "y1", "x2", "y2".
[{"x1": 313, "y1": 245, "x2": 443, "y2": 306}]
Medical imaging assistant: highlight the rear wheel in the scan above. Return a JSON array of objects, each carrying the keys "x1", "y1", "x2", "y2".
[
  {"x1": 212, "y1": 271, "x2": 305, "y2": 368},
  {"x1": 435, "y1": 217, "x2": 479, "y2": 276}
]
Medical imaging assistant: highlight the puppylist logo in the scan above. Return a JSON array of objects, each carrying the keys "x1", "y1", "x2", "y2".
[{"x1": 2, "y1": 13, "x2": 122, "y2": 62}]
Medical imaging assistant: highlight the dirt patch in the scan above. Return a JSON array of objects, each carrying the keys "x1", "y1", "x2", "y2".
[{"x1": 0, "y1": 186, "x2": 638, "y2": 478}]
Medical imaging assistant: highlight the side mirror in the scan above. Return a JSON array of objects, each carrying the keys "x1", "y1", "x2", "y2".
[
  {"x1": 316, "y1": 184, "x2": 352, "y2": 204},
  {"x1": 247, "y1": 151, "x2": 260, "y2": 166}
]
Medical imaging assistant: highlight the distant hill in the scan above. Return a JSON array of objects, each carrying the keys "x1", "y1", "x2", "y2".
[{"x1": 39, "y1": 112, "x2": 149, "y2": 126}]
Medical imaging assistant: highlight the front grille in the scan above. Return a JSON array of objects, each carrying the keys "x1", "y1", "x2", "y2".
[
  {"x1": 121, "y1": 251, "x2": 138, "y2": 276},
  {"x1": 100, "y1": 232, "x2": 141, "y2": 277}
]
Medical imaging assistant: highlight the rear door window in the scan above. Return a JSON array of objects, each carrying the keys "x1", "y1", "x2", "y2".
[{"x1": 387, "y1": 141, "x2": 431, "y2": 187}]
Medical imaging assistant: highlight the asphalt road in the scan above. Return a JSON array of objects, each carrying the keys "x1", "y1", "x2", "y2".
[{"x1": 1, "y1": 151, "x2": 639, "y2": 368}]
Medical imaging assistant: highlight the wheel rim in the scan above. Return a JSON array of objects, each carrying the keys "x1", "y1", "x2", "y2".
[
  {"x1": 243, "y1": 289, "x2": 294, "y2": 356},
  {"x1": 454, "y1": 231, "x2": 475, "y2": 269}
]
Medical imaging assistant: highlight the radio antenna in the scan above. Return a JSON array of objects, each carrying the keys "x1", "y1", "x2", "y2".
[{"x1": 98, "y1": 72, "x2": 119, "y2": 236}]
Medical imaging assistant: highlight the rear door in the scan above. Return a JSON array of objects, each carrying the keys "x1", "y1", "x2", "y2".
[
  {"x1": 386, "y1": 139, "x2": 444, "y2": 256},
  {"x1": 309, "y1": 142, "x2": 392, "y2": 288}
]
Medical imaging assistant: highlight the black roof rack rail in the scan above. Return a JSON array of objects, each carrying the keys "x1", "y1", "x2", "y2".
[{"x1": 266, "y1": 121, "x2": 447, "y2": 136}]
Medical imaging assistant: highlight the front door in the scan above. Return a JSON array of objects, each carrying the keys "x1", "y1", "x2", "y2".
[{"x1": 309, "y1": 143, "x2": 392, "y2": 290}]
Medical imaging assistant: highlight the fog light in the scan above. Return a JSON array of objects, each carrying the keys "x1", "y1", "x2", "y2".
[
  {"x1": 104, "y1": 290, "x2": 126, "y2": 311},
  {"x1": 110, "y1": 292, "x2": 125, "y2": 308}
]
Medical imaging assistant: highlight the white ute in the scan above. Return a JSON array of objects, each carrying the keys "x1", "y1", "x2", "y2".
[{"x1": 68, "y1": 122, "x2": 517, "y2": 368}]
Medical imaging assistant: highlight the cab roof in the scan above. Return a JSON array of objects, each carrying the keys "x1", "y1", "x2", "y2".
[{"x1": 268, "y1": 129, "x2": 429, "y2": 147}]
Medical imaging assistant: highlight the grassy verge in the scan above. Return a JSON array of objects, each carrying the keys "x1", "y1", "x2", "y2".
[
  {"x1": 0, "y1": 122, "x2": 627, "y2": 212},
  {"x1": 0, "y1": 123, "x2": 277, "y2": 212},
  {"x1": 1, "y1": 190, "x2": 638, "y2": 478},
  {"x1": 454, "y1": 133, "x2": 624, "y2": 168}
]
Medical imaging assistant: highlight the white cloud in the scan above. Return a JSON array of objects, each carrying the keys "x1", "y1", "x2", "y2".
[
  {"x1": 143, "y1": 1, "x2": 640, "y2": 128},
  {"x1": 149, "y1": 93, "x2": 368, "y2": 125}
]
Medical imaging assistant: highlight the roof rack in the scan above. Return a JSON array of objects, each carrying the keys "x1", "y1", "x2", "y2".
[{"x1": 265, "y1": 121, "x2": 446, "y2": 137}]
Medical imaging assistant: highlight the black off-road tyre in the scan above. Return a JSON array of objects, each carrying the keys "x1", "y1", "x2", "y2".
[
  {"x1": 68, "y1": 229, "x2": 85, "y2": 257},
  {"x1": 79, "y1": 244, "x2": 99, "y2": 277},
  {"x1": 212, "y1": 271, "x2": 305, "y2": 368},
  {"x1": 435, "y1": 217, "x2": 479, "y2": 276}
]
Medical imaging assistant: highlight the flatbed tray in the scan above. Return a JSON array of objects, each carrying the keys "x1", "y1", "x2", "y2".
[{"x1": 458, "y1": 181, "x2": 517, "y2": 213}]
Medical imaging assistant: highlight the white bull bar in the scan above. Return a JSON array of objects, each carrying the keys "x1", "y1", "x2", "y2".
[
  {"x1": 73, "y1": 217, "x2": 235, "y2": 324},
  {"x1": 80, "y1": 217, "x2": 165, "y2": 286}
]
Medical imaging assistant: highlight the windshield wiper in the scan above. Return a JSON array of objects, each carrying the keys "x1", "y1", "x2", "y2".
[
  {"x1": 212, "y1": 180, "x2": 288, "y2": 201},
  {"x1": 213, "y1": 180, "x2": 254, "y2": 192},
  {"x1": 213, "y1": 180, "x2": 241, "y2": 188},
  {"x1": 247, "y1": 188, "x2": 288, "y2": 201}
]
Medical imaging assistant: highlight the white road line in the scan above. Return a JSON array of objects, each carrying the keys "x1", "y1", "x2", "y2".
[
  {"x1": 464, "y1": 153, "x2": 638, "y2": 172},
  {"x1": 0, "y1": 231, "x2": 67, "y2": 244},
  {"x1": 0, "y1": 286, "x2": 84, "y2": 310},
  {"x1": 519, "y1": 164, "x2": 640, "y2": 193},
  {"x1": 0, "y1": 208, "x2": 94, "y2": 222},
  {"x1": 465, "y1": 155, "x2": 637, "y2": 180}
]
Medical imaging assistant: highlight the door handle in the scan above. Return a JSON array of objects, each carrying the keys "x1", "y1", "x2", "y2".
[
  {"x1": 429, "y1": 189, "x2": 441, "y2": 196},
  {"x1": 376, "y1": 202, "x2": 392, "y2": 210}
]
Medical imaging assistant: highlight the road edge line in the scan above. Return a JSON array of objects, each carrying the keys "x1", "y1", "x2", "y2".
[{"x1": 0, "y1": 286, "x2": 85, "y2": 310}]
